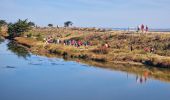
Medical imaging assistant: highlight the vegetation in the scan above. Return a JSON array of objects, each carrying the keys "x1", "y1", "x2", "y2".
[
  {"x1": 14, "y1": 27, "x2": 170, "y2": 68},
  {"x1": 48, "y1": 24, "x2": 53, "y2": 27},
  {"x1": 28, "y1": 22, "x2": 35, "y2": 27},
  {"x1": 7, "y1": 41, "x2": 31, "y2": 59},
  {"x1": 1, "y1": 18, "x2": 170, "y2": 69},
  {"x1": 0, "y1": 20, "x2": 8, "y2": 37},
  {"x1": 8, "y1": 19, "x2": 32, "y2": 38},
  {"x1": 64, "y1": 21, "x2": 73, "y2": 27},
  {"x1": 0, "y1": 19, "x2": 7, "y2": 27},
  {"x1": 0, "y1": 36, "x2": 4, "y2": 44}
]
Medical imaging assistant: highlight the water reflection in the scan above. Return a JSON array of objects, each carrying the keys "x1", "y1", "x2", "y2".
[
  {"x1": 0, "y1": 37, "x2": 4, "y2": 44},
  {"x1": 7, "y1": 41, "x2": 31, "y2": 59},
  {"x1": 0, "y1": 40, "x2": 170, "y2": 100},
  {"x1": 78, "y1": 59, "x2": 170, "y2": 83},
  {"x1": 136, "y1": 71, "x2": 149, "y2": 84}
]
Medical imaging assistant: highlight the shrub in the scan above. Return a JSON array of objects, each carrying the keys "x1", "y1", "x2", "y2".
[
  {"x1": 48, "y1": 24, "x2": 53, "y2": 27},
  {"x1": 0, "y1": 20, "x2": 7, "y2": 27},
  {"x1": 27, "y1": 33, "x2": 32, "y2": 38},
  {"x1": 36, "y1": 33, "x2": 44, "y2": 41},
  {"x1": 8, "y1": 19, "x2": 32, "y2": 38}
]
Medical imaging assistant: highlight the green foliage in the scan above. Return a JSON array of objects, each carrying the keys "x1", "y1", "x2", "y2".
[
  {"x1": 64, "y1": 21, "x2": 73, "y2": 27},
  {"x1": 28, "y1": 22, "x2": 35, "y2": 27},
  {"x1": 7, "y1": 41, "x2": 30, "y2": 59},
  {"x1": 8, "y1": 19, "x2": 32, "y2": 38},
  {"x1": 0, "y1": 19, "x2": 7, "y2": 27},
  {"x1": 0, "y1": 36, "x2": 4, "y2": 44},
  {"x1": 0, "y1": 19, "x2": 7, "y2": 32},
  {"x1": 27, "y1": 33, "x2": 32, "y2": 38},
  {"x1": 48, "y1": 24, "x2": 53, "y2": 27},
  {"x1": 65, "y1": 33, "x2": 71, "y2": 37},
  {"x1": 36, "y1": 33, "x2": 44, "y2": 41}
]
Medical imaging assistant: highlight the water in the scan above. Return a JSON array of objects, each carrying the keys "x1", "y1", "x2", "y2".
[{"x1": 0, "y1": 40, "x2": 170, "y2": 100}]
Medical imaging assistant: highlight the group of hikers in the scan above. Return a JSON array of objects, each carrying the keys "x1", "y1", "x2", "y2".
[
  {"x1": 63, "y1": 39, "x2": 92, "y2": 47},
  {"x1": 44, "y1": 24, "x2": 153, "y2": 52},
  {"x1": 45, "y1": 35, "x2": 111, "y2": 49},
  {"x1": 137, "y1": 24, "x2": 149, "y2": 33},
  {"x1": 45, "y1": 36, "x2": 92, "y2": 48}
]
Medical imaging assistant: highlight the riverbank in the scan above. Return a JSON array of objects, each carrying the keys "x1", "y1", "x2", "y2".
[
  {"x1": 1, "y1": 27, "x2": 170, "y2": 68},
  {"x1": 4, "y1": 39, "x2": 170, "y2": 83}
]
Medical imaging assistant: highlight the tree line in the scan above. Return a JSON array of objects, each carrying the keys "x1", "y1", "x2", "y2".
[{"x1": 0, "y1": 19, "x2": 73, "y2": 39}]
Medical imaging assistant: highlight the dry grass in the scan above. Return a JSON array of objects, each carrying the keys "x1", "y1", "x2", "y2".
[
  {"x1": 12, "y1": 27, "x2": 170, "y2": 68},
  {"x1": 0, "y1": 25, "x2": 8, "y2": 37}
]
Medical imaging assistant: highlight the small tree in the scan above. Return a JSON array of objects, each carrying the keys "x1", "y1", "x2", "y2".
[
  {"x1": 8, "y1": 19, "x2": 32, "y2": 38},
  {"x1": 0, "y1": 20, "x2": 7, "y2": 27},
  {"x1": 64, "y1": 21, "x2": 73, "y2": 27},
  {"x1": 48, "y1": 24, "x2": 53, "y2": 27},
  {"x1": 28, "y1": 22, "x2": 35, "y2": 27}
]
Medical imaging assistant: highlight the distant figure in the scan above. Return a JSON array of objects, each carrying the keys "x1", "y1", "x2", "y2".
[
  {"x1": 130, "y1": 45, "x2": 133, "y2": 51},
  {"x1": 144, "y1": 47, "x2": 150, "y2": 52},
  {"x1": 127, "y1": 27, "x2": 130, "y2": 33},
  {"x1": 150, "y1": 47, "x2": 155, "y2": 53},
  {"x1": 140, "y1": 77, "x2": 143, "y2": 84},
  {"x1": 141, "y1": 24, "x2": 145, "y2": 33},
  {"x1": 137, "y1": 25, "x2": 140, "y2": 33},
  {"x1": 57, "y1": 39, "x2": 60, "y2": 44},
  {"x1": 145, "y1": 25, "x2": 149, "y2": 33},
  {"x1": 104, "y1": 42, "x2": 109, "y2": 48},
  {"x1": 143, "y1": 71, "x2": 149, "y2": 83},
  {"x1": 136, "y1": 75, "x2": 140, "y2": 83}
]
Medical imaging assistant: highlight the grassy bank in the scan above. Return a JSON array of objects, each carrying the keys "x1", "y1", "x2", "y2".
[
  {"x1": 11, "y1": 27, "x2": 170, "y2": 68},
  {"x1": 1, "y1": 27, "x2": 170, "y2": 82}
]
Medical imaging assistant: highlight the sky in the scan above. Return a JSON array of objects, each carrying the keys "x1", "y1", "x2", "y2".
[{"x1": 0, "y1": 0, "x2": 170, "y2": 28}]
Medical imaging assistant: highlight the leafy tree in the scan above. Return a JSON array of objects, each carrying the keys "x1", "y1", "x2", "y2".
[
  {"x1": 48, "y1": 24, "x2": 53, "y2": 27},
  {"x1": 64, "y1": 21, "x2": 73, "y2": 27},
  {"x1": 8, "y1": 19, "x2": 32, "y2": 38},
  {"x1": 0, "y1": 20, "x2": 7, "y2": 27},
  {"x1": 28, "y1": 22, "x2": 35, "y2": 27}
]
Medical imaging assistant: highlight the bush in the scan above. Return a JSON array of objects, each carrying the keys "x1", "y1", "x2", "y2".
[
  {"x1": 8, "y1": 19, "x2": 32, "y2": 38},
  {"x1": 36, "y1": 33, "x2": 44, "y2": 41},
  {"x1": 27, "y1": 33, "x2": 32, "y2": 38},
  {"x1": 0, "y1": 20, "x2": 7, "y2": 27}
]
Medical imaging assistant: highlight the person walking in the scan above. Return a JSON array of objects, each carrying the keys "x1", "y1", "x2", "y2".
[
  {"x1": 137, "y1": 25, "x2": 140, "y2": 33},
  {"x1": 141, "y1": 24, "x2": 145, "y2": 33},
  {"x1": 145, "y1": 25, "x2": 149, "y2": 33}
]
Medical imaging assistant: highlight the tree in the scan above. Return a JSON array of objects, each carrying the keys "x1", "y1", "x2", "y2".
[
  {"x1": 0, "y1": 20, "x2": 7, "y2": 27},
  {"x1": 48, "y1": 24, "x2": 53, "y2": 27},
  {"x1": 64, "y1": 21, "x2": 73, "y2": 27},
  {"x1": 28, "y1": 22, "x2": 35, "y2": 27},
  {"x1": 8, "y1": 19, "x2": 32, "y2": 38}
]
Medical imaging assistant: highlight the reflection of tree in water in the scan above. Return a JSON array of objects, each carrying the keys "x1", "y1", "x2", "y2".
[
  {"x1": 0, "y1": 37, "x2": 4, "y2": 44},
  {"x1": 7, "y1": 41, "x2": 31, "y2": 59}
]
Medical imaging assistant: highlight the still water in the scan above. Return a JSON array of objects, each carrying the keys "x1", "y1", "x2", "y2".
[{"x1": 0, "y1": 40, "x2": 170, "y2": 100}]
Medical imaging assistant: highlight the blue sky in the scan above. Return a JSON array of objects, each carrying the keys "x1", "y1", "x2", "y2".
[{"x1": 0, "y1": 0, "x2": 170, "y2": 28}]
